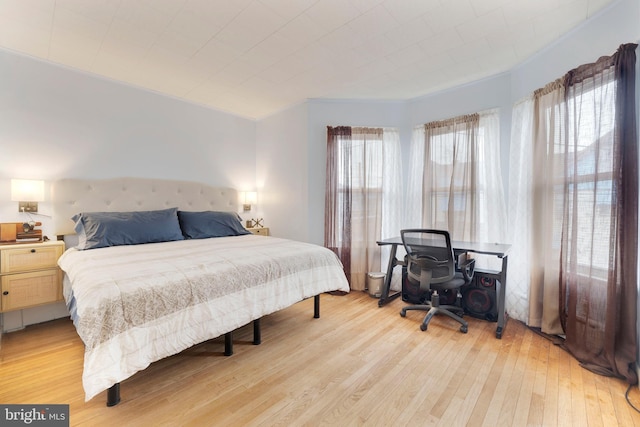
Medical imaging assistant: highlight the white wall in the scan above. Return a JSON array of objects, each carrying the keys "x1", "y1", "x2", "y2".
[
  {"x1": 257, "y1": 100, "x2": 409, "y2": 244},
  {"x1": 255, "y1": 103, "x2": 309, "y2": 242},
  {"x1": 1, "y1": 0, "x2": 638, "y2": 332},
  {"x1": 0, "y1": 49, "x2": 257, "y2": 236},
  {"x1": 306, "y1": 100, "x2": 408, "y2": 245},
  {"x1": 510, "y1": 0, "x2": 640, "y2": 102},
  {"x1": 260, "y1": 0, "x2": 640, "y2": 244},
  {"x1": 406, "y1": 73, "x2": 513, "y2": 195},
  {"x1": 0, "y1": 49, "x2": 257, "y2": 331}
]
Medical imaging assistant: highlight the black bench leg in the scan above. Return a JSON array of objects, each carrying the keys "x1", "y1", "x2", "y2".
[
  {"x1": 107, "y1": 383, "x2": 121, "y2": 407},
  {"x1": 314, "y1": 294, "x2": 320, "y2": 318},
  {"x1": 224, "y1": 331, "x2": 233, "y2": 356}
]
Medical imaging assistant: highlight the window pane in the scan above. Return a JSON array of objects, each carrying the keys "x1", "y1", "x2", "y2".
[{"x1": 552, "y1": 78, "x2": 616, "y2": 276}]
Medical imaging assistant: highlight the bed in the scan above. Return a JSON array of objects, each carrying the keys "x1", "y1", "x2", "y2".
[{"x1": 51, "y1": 178, "x2": 350, "y2": 405}]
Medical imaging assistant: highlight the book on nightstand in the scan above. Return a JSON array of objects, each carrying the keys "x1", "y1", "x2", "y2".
[
  {"x1": 1, "y1": 223, "x2": 43, "y2": 243},
  {"x1": 16, "y1": 229, "x2": 42, "y2": 242}
]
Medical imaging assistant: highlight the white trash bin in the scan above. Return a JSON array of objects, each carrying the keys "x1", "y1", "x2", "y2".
[{"x1": 367, "y1": 272, "x2": 385, "y2": 298}]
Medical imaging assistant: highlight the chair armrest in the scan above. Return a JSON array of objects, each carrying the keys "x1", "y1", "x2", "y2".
[{"x1": 458, "y1": 257, "x2": 475, "y2": 283}]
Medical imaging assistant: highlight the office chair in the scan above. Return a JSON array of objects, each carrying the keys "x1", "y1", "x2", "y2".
[{"x1": 399, "y1": 229, "x2": 475, "y2": 333}]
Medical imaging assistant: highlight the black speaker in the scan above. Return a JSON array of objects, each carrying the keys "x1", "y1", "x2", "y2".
[{"x1": 461, "y1": 272, "x2": 498, "y2": 322}]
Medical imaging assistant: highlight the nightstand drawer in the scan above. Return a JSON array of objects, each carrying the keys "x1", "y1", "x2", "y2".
[
  {"x1": 1, "y1": 245, "x2": 64, "y2": 274},
  {"x1": 1, "y1": 270, "x2": 63, "y2": 312},
  {"x1": 248, "y1": 227, "x2": 270, "y2": 236}
]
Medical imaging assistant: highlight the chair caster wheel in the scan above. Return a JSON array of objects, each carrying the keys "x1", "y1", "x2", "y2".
[
  {"x1": 400, "y1": 310, "x2": 406, "y2": 317},
  {"x1": 420, "y1": 324, "x2": 428, "y2": 331},
  {"x1": 460, "y1": 325, "x2": 468, "y2": 333}
]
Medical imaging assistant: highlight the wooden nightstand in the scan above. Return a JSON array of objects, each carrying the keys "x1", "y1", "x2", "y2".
[
  {"x1": 247, "y1": 227, "x2": 270, "y2": 236},
  {"x1": 0, "y1": 240, "x2": 65, "y2": 312}
]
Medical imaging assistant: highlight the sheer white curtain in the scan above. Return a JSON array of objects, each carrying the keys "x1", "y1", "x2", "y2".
[
  {"x1": 379, "y1": 129, "x2": 403, "y2": 290},
  {"x1": 506, "y1": 44, "x2": 638, "y2": 384},
  {"x1": 325, "y1": 127, "x2": 402, "y2": 291},
  {"x1": 406, "y1": 109, "x2": 506, "y2": 269},
  {"x1": 506, "y1": 96, "x2": 535, "y2": 323},
  {"x1": 508, "y1": 84, "x2": 568, "y2": 331}
]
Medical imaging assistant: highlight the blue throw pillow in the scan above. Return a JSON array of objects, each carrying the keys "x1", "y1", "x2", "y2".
[
  {"x1": 72, "y1": 208, "x2": 184, "y2": 250},
  {"x1": 177, "y1": 211, "x2": 251, "y2": 239}
]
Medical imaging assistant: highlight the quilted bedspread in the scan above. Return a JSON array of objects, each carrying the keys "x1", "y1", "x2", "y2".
[{"x1": 58, "y1": 235, "x2": 349, "y2": 401}]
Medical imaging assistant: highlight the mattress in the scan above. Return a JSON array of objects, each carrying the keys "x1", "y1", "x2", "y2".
[{"x1": 58, "y1": 234, "x2": 350, "y2": 401}]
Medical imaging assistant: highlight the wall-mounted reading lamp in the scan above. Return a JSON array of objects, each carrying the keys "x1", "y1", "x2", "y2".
[
  {"x1": 239, "y1": 191, "x2": 257, "y2": 212},
  {"x1": 11, "y1": 179, "x2": 44, "y2": 213}
]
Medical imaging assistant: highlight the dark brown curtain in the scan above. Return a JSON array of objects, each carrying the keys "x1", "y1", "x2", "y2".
[
  {"x1": 325, "y1": 126, "x2": 352, "y2": 285},
  {"x1": 559, "y1": 43, "x2": 638, "y2": 384},
  {"x1": 325, "y1": 126, "x2": 392, "y2": 290}
]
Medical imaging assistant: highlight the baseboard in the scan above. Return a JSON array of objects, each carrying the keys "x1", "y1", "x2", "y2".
[{"x1": 1, "y1": 302, "x2": 68, "y2": 333}]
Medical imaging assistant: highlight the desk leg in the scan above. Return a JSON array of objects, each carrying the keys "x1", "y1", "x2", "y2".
[
  {"x1": 495, "y1": 255, "x2": 509, "y2": 339},
  {"x1": 378, "y1": 244, "x2": 401, "y2": 307}
]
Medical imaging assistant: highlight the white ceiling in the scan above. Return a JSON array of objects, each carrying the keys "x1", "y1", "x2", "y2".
[{"x1": 0, "y1": 0, "x2": 615, "y2": 119}]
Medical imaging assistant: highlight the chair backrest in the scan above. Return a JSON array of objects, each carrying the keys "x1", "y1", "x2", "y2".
[{"x1": 400, "y1": 229, "x2": 456, "y2": 285}]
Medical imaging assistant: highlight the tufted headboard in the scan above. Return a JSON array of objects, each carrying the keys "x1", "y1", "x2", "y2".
[{"x1": 52, "y1": 177, "x2": 239, "y2": 236}]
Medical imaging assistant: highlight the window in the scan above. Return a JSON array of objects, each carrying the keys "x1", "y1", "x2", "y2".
[
  {"x1": 325, "y1": 126, "x2": 401, "y2": 290},
  {"x1": 407, "y1": 110, "x2": 505, "y2": 251},
  {"x1": 427, "y1": 125, "x2": 490, "y2": 233},
  {"x1": 554, "y1": 79, "x2": 616, "y2": 277}
]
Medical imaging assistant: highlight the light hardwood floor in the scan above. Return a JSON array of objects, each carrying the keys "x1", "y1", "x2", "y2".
[{"x1": 1, "y1": 291, "x2": 639, "y2": 426}]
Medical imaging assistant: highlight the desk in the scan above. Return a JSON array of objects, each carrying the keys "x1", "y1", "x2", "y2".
[{"x1": 376, "y1": 237, "x2": 511, "y2": 339}]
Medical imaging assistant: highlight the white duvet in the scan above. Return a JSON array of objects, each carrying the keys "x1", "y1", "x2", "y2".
[{"x1": 58, "y1": 235, "x2": 350, "y2": 401}]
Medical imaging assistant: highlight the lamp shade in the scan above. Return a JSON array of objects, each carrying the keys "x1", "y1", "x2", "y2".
[
  {"x1": 11, "y1": 179, "x2": 45, "y2": 202},
  {"x1": 241, "y1": 191, "x2": 257, "y2": 205}
]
